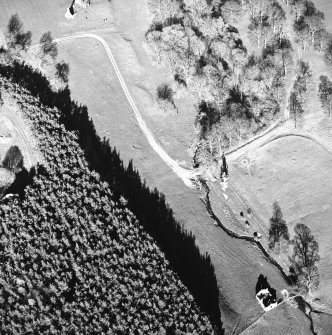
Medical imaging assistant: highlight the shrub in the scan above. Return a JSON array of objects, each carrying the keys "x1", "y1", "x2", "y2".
[
  {"x1": 157, "y1": 83, "x2": 174, "y2": 102},
  {"x1": 55, "y1": 61, "x2": 70, "y2": 83},
  {"x1": 40, "y1": 31, "x2": 58, "y2": 60}
]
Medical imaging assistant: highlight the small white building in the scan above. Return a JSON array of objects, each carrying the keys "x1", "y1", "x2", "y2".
[{"x1": 256, "y1": 288, "x2": 278, "y2": 312}]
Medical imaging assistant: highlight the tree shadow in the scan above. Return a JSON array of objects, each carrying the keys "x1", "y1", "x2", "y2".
[{"x1": 5, "y1": 166, "x2": 35, "y2": 199}]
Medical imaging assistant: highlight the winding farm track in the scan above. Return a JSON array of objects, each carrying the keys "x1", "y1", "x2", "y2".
[
  {"x1": 51, "y1": 34, "x2": 332, "y2": 183},
  {"x1": 55, "y1": 33, "x2": 198, "y2": 187},
  {"x1": 259, "y1": 130, "x2": 332, "y2": 154},
  {"x1": 54, "y1": 32, "x2": 332, "y2": 251}
]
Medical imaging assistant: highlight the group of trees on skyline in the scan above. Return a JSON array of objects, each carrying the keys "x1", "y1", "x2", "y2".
[
  {"x1": 1, "y1": 15, "x2": 69, "y2": 84},
  {"x1": 5, "y1": 14, "x2": 32, "y2": 52},
  {"x1": 268, "y1": 202, "x2": 320, "y2": 295}
]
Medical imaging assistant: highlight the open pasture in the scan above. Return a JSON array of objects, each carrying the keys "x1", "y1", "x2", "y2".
[{"x1": 231, "y1": 135, "x2": 332, "y2": 308}]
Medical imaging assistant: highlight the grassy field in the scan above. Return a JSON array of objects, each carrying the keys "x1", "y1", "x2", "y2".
[
  {"x1": 52, "y1": 4, "x2": 292, "y2": 332},
  {"x1": 0, "y1": 0, "x2": 115, "y2": 43},
  {"x1": 231, "y1": 135, "x2": 332, "y2": 308},
  {"x1": 314, "y1": 0, "x2": 332, "y2": 33},
  {"x1": 241, "y1": 302, "x2": 312, "y2": 335},
  {"x1": 0, "y1": 0, "x2": 327, "y2": 333}
]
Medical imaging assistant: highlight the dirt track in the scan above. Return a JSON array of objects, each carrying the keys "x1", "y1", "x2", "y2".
[{"x1": 55, "y1": 33, "x2": 199, "y2": 187}]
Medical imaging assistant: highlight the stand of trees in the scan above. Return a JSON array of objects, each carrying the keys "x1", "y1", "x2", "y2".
[
  {"x1": 39, "y1": 31, "x2": 58, "y2": 62},
  {"x1": 5, "y1": 14, "x2": 32, "y2": 52},
  {"x1": 292, "y1": 0, "x2": 326, "y2": 55},
  {"x1": 3, "y1": 14, "x2": 67, "y2": 87},
  {"x1": 266, "y1": 200, "x2": 320, "y2": 295},
  {"x1": 0, "y1": 60, "x2": 224, "y2": 333},
  {"x1": 247, "y1": 0, "x2": 286, "y2": 49},
  {"x1": 146, "y1": 0, "x2": 289, "y2": 167}
]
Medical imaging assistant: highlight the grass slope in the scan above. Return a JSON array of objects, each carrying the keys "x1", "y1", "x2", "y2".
[
  {"x1": 0, "y1": 0, "x2": 326, "y2": 333},
  {"x1": 231, "y1": 136, "x2": 332, "y2": 308},
  {"x1": 241, "y1": 302, "x2": 312, "y2": 335},
  {"x1": 0, "y1": 76, "x2": 214, "y2": 334}
]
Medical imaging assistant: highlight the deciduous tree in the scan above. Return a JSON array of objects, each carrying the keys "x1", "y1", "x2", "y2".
[
  {"x1": 289, "y1": 91, "x2": 304, "y2": 128},
  {"x1": 319, "y1": 75, "x2": 332, "y2": 118},
  {"x1": 40, "y1": 31, "x2": 58, "y2": 60},
  {"x1": 324, "y1": 36, "x2": 332, "y2": 64},
  {"x1": 6, "y1": 14, "x2": 32, "y2": 51},
  {"x1": 55, "y1": 61, "x2": 70, "y2": 83},
  {"x1": 268, "y1": 201, "x2": 289, "y2": 249},
  {"x1": 220, "y1": 0, "x2": 242, "y2": 24},
  {"x1": 292, "y1": 223, "x2": 320, "y2": 269},
  {"x1": 297, "y1": 266, "x2": 320, "y2": 295},
  {"x1": 291, "y1": 223, "x2": 320, "y2": 294}
]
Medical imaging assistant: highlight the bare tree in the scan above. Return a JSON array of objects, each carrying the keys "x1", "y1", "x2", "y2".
[
  {"x1": 318, "y1": 75, "x2": 332, "y2": 118},
  {"x1": 6, "y1": 14, "x2": 32, "y2": 51},
  {"x1": 289, "y1": 91, "x2": 304, "y2": 128},
  {"x1": 275, "y1": 38, "x2": 293, "y2": 75},
  {"x1": 297, "y1": 266, "x2": 320, "y2": 295},
  {"x1": 221, "y1": 0, "x2": 242, "y2": 24},
  {"x1": 324, "y1": 36, "x2": 332, "y2": 64},
  {"x1": 291, "y1": 223, "x2": 320, "y2": 294},
  {"x1": 40, "y1": 31, "x2": 58, "y2": 60},
  {"x1": 303, "y1": 1, "x2": 325, "y2": 46},
  {"x1": 294, "y1": 60, "x2": 312, "y2": 104}
]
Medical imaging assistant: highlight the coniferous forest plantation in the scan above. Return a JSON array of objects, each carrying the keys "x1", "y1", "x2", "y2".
[{"x1": 0, "y1": 61, "x2": 223, "y2": 333}]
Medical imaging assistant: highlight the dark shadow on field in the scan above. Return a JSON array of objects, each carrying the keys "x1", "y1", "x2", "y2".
[{"x1": 0, "y1": 61, "x2": 224, "y2": 334}]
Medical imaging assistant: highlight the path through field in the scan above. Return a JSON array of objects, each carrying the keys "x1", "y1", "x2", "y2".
[
  {"x1": 53, "y1": 32, "x2": 294, "y2": 333},
  {"x1": 55, "y1": 33, "x2": 198, "y2": 187}
]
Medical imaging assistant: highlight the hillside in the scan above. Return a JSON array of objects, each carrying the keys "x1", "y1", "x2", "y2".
[
  {"x1": 0, "y1": 0, "x2": 331, "y2": 334},
  {"x1": 0, "y1": 76, "x2": 215, "y2": 334}
]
